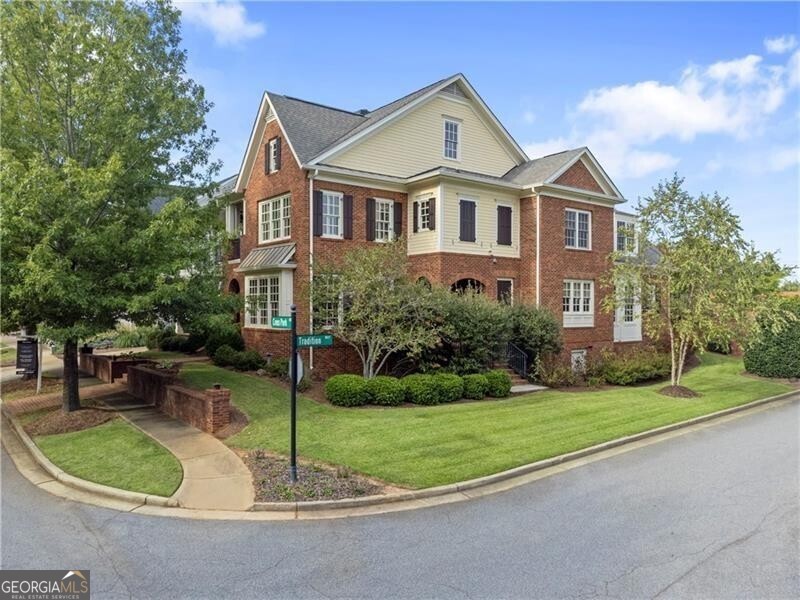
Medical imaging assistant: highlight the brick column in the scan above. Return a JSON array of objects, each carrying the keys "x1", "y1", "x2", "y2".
[{"x1": 204, "y1": 385, "x2": 231, "y2": 433}]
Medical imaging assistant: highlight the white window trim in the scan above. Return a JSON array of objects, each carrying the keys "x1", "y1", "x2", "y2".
[
  {"x1": 258, "y1": 194, "x2": 291, "y2": 244},
  {"x1": 244, "y1": 272, "x2": 292, "y2": 330},
  {"x1": 321, "y1": 190, "x2": 344, "y2": 239},
  {"x1": 497, "y1": 278, "x2": 514, "y2": 305},
  {"x1": 614, "y1": 216, "x2": 638, "y2": 255},
  {"x1": 416, "y1": 195, "x2": 432, "y2": 232},
  {"x1": 563, "y1": 279, "x2": 594, "y2": 328},
  {"x1": 442, "y1": 117, "x2": 461, "y2": 161},
  {"x1": 268, "y1": 138, "x2": 278, "y2": 173},
  {"x1": 565, "y1": 208, "x2": 592, "y2": 251},
  {"x1": 374, "y1": 197, "x2": 395, "y2": 243}
]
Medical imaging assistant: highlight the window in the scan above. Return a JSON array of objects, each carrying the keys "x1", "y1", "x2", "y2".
[
  {"x1": 565, "y1": 208, "x2": 591, "y2": 250},
  {"x1": 375, "y1": 199, "x2": 394, "y2": 242},
  {"x1": 443, "y1": 118, "x2": 460, "y2": 160},
  {"x1": 617, "y1": 220, "x2": 635, "y2": 253},
  {"x1": 497, "y1": 279, "x2": 513, "y2": 305},
  {"x1": 267, "y1": 138, "x2": 279, "y2": 173},
  {"x1": 418, "y1": 199, "x2": 431, "y2": 231},
  {"x1": 563, "y1": 279, "x2": 594, "y2": 328},
  {"x1": 246, "y1": 275, "x2": 281, "y2": 327},
  {"x1": 227, "y1": 201, "x2": 243, "y2": 236},
  {"x1": 258, "y1": 195, "x2": 291, "y2": 243},
  {"x1": 313, "y1": 275, "x2": 342, "y2": 330},
  {"x1": 322, "y1": 191, "x2": 343, "y2": 237}
]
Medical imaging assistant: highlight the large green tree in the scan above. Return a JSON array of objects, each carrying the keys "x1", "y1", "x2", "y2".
[
  {"x1": 1, "y1": 0, "x2": 225, "y2": 411},
  {"x1": 604, "y1": 175, "x2": 791, "y2": 391}
]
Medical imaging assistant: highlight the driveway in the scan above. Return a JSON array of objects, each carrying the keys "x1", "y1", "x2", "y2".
[{"x1": 1, "y1": 398, "x2": 798, "y2": 599}]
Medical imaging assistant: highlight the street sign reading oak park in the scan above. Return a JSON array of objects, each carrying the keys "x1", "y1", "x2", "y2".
[{"x1": 271, "y1": 316, "x2": 292, "y2": 329}]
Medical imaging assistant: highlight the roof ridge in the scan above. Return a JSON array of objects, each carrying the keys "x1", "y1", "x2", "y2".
[
  {"x1": 268, "y1": 92, "x2": 365, "y2": 117},
  {"x1": 366, "y1": 74, "x2": 457, "y2": 115},
  {"x1": 528, "y1": 147, "x2": 585, "y2": 162}
]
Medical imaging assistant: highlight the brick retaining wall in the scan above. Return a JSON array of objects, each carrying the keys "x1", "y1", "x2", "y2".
[{"x1": 79, "y1": 353, "x2": 152, "y2": 383}]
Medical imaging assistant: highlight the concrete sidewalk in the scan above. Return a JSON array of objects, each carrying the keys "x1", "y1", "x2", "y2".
[{"x1": 123, "y1": 408, "x2": 254, "y2": 511}]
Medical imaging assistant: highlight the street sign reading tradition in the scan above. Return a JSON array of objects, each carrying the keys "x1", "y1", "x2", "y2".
[{"x1": 296, "y1": 334, "x2": 334, "y2": 348}]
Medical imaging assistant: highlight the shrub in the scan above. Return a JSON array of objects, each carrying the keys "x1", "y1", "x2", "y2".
[
  {"x1": 212, "y1": 344, "x2": 237, "y2": 368},
  {"x1": 462, "y1": 373, "x2": 489, "y2": 400},
  {"x1": 182, "y1": 332, "x2": 207, "y2": 354},
  {"x1": 402, "y1": 374, "x2": 441, "y2": 405},
  {"x1": 434, "y1": 373, "x2": 464, "y2": 402},
  {"x1": 366, "y1": 376, "x2": 405, "y2": 406},
  {"x1": 266, "y1": 357, "x2": 290, "y2": 378},
  {"x1": 205, "y1": 327, "x2": 244, "y2": 357},
  {"x1": 233, "y1": 349, "x2": 266, "y2": 371},
  {"x1": 326, "y1": 374, "x2": 369, "y2": 407},
  {"x1": 159, "y1": 334, "x2": 187, "y2": 352},
  {"x1": 534, "y1": 356, "x2": 579, "y2": 388},
  {"x1": 485, "y1": 370, "x2": 512, "y2": 397},
  {"x1": 599, "y1": 348, "x2": 671, "y2": 385},
  {"x1": 509, "y1": 304, "x2": 563, "y2": 365},
  {"x1": 115, "y1": 325, "x2": 159, "y2": 348},
  {"x1": 744, "y1": 298, "x2": 800, "y2": 378}
]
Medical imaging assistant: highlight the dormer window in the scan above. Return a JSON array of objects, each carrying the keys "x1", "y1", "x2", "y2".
[{"x1": 443, "y1": 118, "x2": 460, "y2": 160}]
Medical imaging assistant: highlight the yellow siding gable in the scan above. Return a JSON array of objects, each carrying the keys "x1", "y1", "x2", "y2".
[
  {"x1": 328, "y1": 95, "x2": 519, "y2": 178},
  {"x1": 407, "y1": 184, "x2": 439, "y2": 256}
]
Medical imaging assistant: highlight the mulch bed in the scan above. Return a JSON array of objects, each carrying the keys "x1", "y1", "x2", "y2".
[
  {"x1": 243, "y1": 450, "x2": 387, "y2": 502},
  {"x1": 658, "y1": 385, "x2": 701, "y2": 398},
  {"x1": 24, "y1": 407, "x2": 114, "y2": 437}
]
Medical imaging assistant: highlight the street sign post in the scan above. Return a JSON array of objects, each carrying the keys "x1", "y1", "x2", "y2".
[
  {"x1": 271, "y1": 315, "x2": 292, "y2": 329},
  {"x1": 288, "y1": 305, "x2": 298, "y2": 483},
  {"x1": 296, "y1": 334, "x2": 334, "y2": 348}
]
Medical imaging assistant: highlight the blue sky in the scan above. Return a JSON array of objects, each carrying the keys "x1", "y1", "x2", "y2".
[{"x1": 177, "y1": 1, "x2": 800, "y2": 271}]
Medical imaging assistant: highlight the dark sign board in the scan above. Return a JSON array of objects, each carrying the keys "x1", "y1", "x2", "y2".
[{"x1": 16, "y1": 338, "x2": 38, "y2": 375}]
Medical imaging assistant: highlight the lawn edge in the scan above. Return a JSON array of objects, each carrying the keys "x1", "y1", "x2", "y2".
[{"x1": 1, "y1": 409, "x2": 179, "y2": 508}]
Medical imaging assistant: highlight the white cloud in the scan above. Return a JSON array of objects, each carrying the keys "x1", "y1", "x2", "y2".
[
  {"x1": 764, "y1": 34, "x2": 798, "y2": 55},
  {"x1": 177, "y1": 1, "x2": 265, "y2": 46},
  {"x1": 522, "y1": 50, "x2": 797, "y2": 180},
  {"x1": 522, "y1": 110, "x2": 537, "y2": 124}
]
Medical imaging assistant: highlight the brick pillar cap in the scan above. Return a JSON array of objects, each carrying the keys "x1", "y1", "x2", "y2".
[{"x1": 213, "y1": 383, "x2": 221, "y2": 389}]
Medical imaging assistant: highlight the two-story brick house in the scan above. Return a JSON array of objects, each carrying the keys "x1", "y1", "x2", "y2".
[{"x1": 221, "y1": 73, "x2": 641, "y2": 377}]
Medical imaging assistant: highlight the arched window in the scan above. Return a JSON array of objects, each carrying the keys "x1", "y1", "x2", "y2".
[
  {"x1": 451, "y1": 278, "x2": 485, "y2": 294},
  {"x1": 228, "y1": 279, "x2": 240, "y2": 294}
]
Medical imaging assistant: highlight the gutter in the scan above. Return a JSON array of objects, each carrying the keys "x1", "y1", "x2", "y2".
[{"x1": 308, "y1": 169, "x2": 318, "y2": 372}]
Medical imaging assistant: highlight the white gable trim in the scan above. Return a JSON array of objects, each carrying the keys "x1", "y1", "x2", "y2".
[
  {"x1": 545, "y1": 147, "x2": 623, "y2": 199},
  {"x1": 535, "y1": 183, "x2": 625, "y2": 207},
  {"x1": 234, "y1": 92, "x2": 302, "y2": 193},
  {"x1": 308, "y1": 74, "x2": 529, "y2": 167}
]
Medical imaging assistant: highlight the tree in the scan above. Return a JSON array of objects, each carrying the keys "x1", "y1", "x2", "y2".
[
  {"x1": 1, "y1": 0, "x2": 223, "y2": 411},
  {"x1": 307, "y1": 241, "x2": 440, "y2": 378},
  {"x1": 603, "y1": 174, "x2": 791, "y2": 392}
]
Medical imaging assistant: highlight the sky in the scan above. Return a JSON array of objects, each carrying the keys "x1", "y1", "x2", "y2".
[{"x1": 175, "y1": 1, "x2": 800, "y2": 271}]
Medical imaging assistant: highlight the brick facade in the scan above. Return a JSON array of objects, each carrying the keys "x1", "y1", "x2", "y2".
[{"x1": 226, "y1": 123, "x2": 626, "y2": 377}]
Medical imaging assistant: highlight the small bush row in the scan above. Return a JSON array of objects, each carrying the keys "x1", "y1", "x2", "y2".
[
  {"x1": 533, "y1": 347, "x2": 672, "y2": 388},
  {"x1": 325, "y1": 370, "x2": 512, "y2": 407},
  {"x1": 212, "y1": 345, "x2": 266, "y2": 371}
]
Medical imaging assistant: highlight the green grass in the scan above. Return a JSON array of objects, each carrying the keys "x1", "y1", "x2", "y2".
[
  {"x1": 0, "y1": 345, "x2": 16, "y2": 366},
  {"x1": 132, "y1": 350, "x2": 187, "y2": 360},
  {"x1": 35, "y1": 419, "x2": 183, "y2": 496},
  {"x1": 180, "y1": 354, "x2": 791, "y2": 489}
]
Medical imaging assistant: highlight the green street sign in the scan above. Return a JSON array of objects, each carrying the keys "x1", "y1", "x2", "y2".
[
  {"x1": 296, "y1": 334, "x2": 334, "y2": 348},
  {"x1": 271, "y1": 315, "x2": 292, "y2": 329}
]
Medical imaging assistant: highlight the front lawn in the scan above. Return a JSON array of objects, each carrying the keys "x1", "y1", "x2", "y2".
[
  {"x1": 180, "y1": 354, "x2": 791, "y2": 489},
  {"x1": 0, "y1": 344, "x2": 16, "y2": 366},
  {"x1": 35, "y1": 419, "x2": 183, "y2": 496}
]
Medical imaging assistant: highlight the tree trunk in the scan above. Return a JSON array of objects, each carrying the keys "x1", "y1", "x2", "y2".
[{"x1": 62, "y1": 339, "x2": 81, "y2": 412}]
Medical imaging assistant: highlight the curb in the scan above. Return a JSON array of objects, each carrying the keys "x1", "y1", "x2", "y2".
[
  {"x1": 253, "y1": 388, "x2": 800, "y2": 513},
  {"x1": 3, "y1": 388, "x2": 797, "y2": 519},
  {"x1": 2, "y1": 410, "x2": 178, "y2": 508}
]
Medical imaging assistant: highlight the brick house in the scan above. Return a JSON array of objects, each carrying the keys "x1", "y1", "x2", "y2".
[{"x1": 221, "y1": 73, "x2": 642, "y2": 377}]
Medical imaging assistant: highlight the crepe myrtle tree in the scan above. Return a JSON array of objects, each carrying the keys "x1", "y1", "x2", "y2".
[
  {"x1": 0, "y1": 0, "x2": 226, "y2": 412},
  {"x1": 304, "y1": 240, "x2": 441, "y2": 378},
  {"x1": 603, "y1": 174, "x2": 791, "y2": 392}
]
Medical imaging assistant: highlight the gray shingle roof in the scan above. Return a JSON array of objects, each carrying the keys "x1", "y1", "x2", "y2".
[
  {"x1": 502, "y1": 147, "x2": 586, "y2": 186},
  {"x1": 236, "y1": 243, "x2": 296, "y2": 273}
]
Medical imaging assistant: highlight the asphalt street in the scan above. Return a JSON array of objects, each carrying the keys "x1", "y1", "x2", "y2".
[{"x1": 1, "y1": 399, "x2": 798, "y2": 599}]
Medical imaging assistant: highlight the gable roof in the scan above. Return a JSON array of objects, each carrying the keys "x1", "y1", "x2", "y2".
[{"x1": 234, "y1": 74, "x2": 529, "y2": 192}]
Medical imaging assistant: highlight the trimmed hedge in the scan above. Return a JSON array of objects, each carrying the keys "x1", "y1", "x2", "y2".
[
  {"x1": 744, "y1": 298, "x2": 800, "y2": 378},
  {"x1": 326, "y1": 374, "x2": 369, "y2": 407},
  {"x1": 403, "y1": 374, "x2": 441, "y2": 405},
  {"x1": 435, "y1": 373, "x2": 464, "y2": 403},
  {"x1": 366, "y1": 376, "x2": 405, "y2": 406},
  {"x1": 462, "y1": 374, "x2": 489, "y2": 400},
  {"x1": 211, "y1": 345, "x2": 265, "y2": 371},
  {"x1": 598, "y1": 349, "x2": 671, "y2": 385},
  {"x1": 485, "y1": 370, "x2": 512, "y2": 398}
]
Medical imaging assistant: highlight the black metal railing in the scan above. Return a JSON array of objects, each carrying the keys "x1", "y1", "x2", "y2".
[
  {"x1": 506, "y1": 342, "x2": 528, "y2": 379},
  {"x1": 229, "y1": 236, "x2": 241, "y2": 260}
]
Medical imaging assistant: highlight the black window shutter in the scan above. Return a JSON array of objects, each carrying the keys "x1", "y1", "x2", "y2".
[
  {"x1": 413, "y1": 202, "x2": 419, "y2": 233},
  {"x1": 313, "y1": 190, "x2": 323, "y2": 236},
  {"x1": 343, "y1": 194, "x2": 353, "y2": 239},
  {"x1": 264, "y1": 142, "x2": 270, "y2": 174},
  {"x1": 497, "y1": 206, "x2": 512, "y2": 246},
  {"x1": 393, "y1": 202, "x2": 402, "y2": 236},
  {"x1": 429, "y1": 198, "x2": 436, "y2": 231},
  {"x1": 460, "y1": 200, "x2": 475, "y2": 242},
  {"x1": 275, "y1": 137, "x2": 282, "y2": 171},
  {"x1": 366, "y1": 198, "x2": 376, "y2": 241}
]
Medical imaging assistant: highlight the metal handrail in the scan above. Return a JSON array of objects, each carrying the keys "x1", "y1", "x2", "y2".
[{"x1": 506, "y1": 342, "x2": 528, "y2": 379}]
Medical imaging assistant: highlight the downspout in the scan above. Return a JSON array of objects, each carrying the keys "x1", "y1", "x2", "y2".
[
  {"x1": 535, "y1": 193, "x2": 541, "y2": 306},
  {"x1": 308, "y1": 169, "x2": 318, "y2": 372}
]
